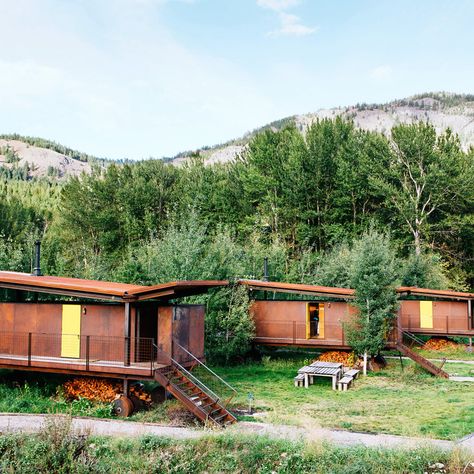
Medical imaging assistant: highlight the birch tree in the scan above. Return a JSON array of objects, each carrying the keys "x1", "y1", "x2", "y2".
[{"x1": 374, "y1": 123, "x2": 473, "y2": 255}]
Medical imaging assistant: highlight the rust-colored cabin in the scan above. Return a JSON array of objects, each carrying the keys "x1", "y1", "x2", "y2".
[
  {"x1": 397, "y1": 287, "x2": 474, "y2": 337},
  {"x1": 0, "y1": 271, "x2": 226, "y2": 381},
  {"x1": 0, "y1": 271, "x2": 239, "y2": 424},
  {"x1": 241, "y1": 280, "x2": 474, "y2": 349}
]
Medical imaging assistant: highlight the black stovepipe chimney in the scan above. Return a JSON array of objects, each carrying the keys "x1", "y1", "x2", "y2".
[
  {"x1": 263, "y1": 257, "x2": 269, "y2": 282},
  {"x1": 33, "y1": 240, "x2": 42, "y2": 276}
]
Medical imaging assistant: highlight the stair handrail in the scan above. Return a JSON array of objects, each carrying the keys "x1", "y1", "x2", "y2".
[
  {"x1": 172, "y1": 359, "x2": 222, "y2": 403},
  {"x1": 152, "y1": 342, "x2": 223, "y2": 404},
  {"x1": 174, "y1": 342, "x2": 237, "y2": 399},
  {"x1": 400, "y1": 330, "x2": 425, "y2": 347}
]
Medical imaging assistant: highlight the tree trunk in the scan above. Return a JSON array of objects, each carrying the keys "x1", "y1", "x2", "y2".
[
  {"x1": 363, "y1": 352, "x2": 367, "y2": 376},
  {"x1": 414, "y1": 230, "x2": 421, "y2": 255}
]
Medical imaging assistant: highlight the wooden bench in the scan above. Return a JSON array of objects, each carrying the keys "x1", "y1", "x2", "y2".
[
  {"x1": 337, "y1": 375, "x2": 354, "y2": 391},
  {"x1": 344, "y1": 369, "x2": 360, "y2": 379},
  {"x1": 294, "y1": 373, "x2": 305, "y2": 387}
]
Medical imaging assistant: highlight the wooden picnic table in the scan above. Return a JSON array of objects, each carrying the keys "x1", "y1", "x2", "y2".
[
  {"x1": 309, "y1": 361, "x2": 343, "y2": 369},
  {"x1": 297, "y1": 364, "x2": 342, "y2": 390}
]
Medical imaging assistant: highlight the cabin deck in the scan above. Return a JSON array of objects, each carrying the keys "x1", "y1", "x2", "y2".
[
  {"x1": 0, "y1": 353, "x2": 164, "y2": 378},
  {"x1": 0, "y1": 331, "x2": 173, "y2": 379}
]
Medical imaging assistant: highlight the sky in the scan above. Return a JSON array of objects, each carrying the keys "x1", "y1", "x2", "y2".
[{"x1": 0, "y1": 0, "x2": 473, "y2": 160}]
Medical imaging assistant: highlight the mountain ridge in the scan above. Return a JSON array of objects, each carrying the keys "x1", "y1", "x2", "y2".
[
  {"x1": 1, "y1": 92, "x2": 473, "y2": 178},
  {"x1": 171, "y1": 91, "x2": 474, "y2": 165}
]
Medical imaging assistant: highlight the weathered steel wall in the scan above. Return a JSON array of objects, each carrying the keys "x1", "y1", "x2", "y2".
[
  {"x1": 399, "y1": 300, "x2": 472, "y2": 335},
  {"x1": 250, "y1": 300, "x2": 354, "y2": 347},
  {"x1": 156, "y1": 304, "x2": 205, "y2": 364}
]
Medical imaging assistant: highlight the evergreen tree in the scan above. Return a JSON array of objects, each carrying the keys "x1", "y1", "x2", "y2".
[{"x1": 345, "y1": 230, "x2": 399, "y2": 373}]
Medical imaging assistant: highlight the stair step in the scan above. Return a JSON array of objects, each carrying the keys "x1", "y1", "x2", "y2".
[
  {"x1": 154, "y1": 365, "x2": 236, "y2": 427},
  {"x1": 212, "y1": 413, "x2": 228, "y2": 423},
  {"x1": 201, "y1": 401, "x2": 216, "y2": 410}
]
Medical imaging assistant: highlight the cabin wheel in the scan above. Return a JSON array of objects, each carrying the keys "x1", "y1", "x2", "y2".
[{"x1": 113, "y1": 396, "x2": 134, "y2": 417}]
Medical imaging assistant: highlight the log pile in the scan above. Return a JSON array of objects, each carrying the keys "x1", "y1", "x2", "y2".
[
  {"x1": 318, "y1": 351, "x2": 355, "y2": 366},
  {"x1": 63, "y1": 377, "x2": 151, "y2": 405},
  {"x1": 423, "y1": 338, "x2": 459, "y2": 351},
  {"x1": 130, "y1": 384, "x2": 152, "y2": 405},
  {"x1": 64, "y1": 378, "x2": 122, "y2": 402}
]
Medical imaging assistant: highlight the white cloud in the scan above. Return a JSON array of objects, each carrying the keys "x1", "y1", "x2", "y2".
[
  {"x1": 269, "y1": 12, "x2": 318, "y2": 37},
  {"x1": 256, "y1": 0, "x2": 300, "y2": 11},
  {"x1": 370, "y1": 65, "x2": 393, "y2": 80},
  {"x1": 257, "y1": 0, "x2": 316, "y2": 37}
]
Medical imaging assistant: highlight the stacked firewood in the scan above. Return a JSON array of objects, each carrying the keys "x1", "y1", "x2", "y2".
[
  {"x1": 63, "y1": 377, "x2": 151, "y2": 405},
  {"x1": 318, "y1": 351, "x2": 355, "y2": 366},
  {"x1": 423, "y1": 338, "x2": 459, "y2": 351},
  {"x1": 64, "y1": 378, "x2": 122, "y2": 402},
  {"x1": 130, "y1": 384, "x2": 152, "y2": 404}
]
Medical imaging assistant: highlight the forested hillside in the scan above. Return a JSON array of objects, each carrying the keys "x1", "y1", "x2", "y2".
[{"x1": 1, "y1": 117, "x2": 473, "y2": 361}]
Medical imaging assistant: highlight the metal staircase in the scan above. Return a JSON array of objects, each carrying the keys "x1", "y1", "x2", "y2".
[
  {"x1": 396, "y1": 331, "x2": 449, "y2": 378},
  {"x1": 153, "y1": 342, "x2": 237, "y2": 427}
]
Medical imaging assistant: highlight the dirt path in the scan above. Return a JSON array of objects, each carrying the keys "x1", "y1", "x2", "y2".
[{"x1": 0, "y1": 414, "x2": 472, "y2": 454}]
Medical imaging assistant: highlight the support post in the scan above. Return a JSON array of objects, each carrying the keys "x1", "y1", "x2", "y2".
[
  {"x1": 363, "y1": 351, "x2": 367, "y2": 376},
  {"x1": 468, "y1": 300, "x2": 472, "y2": 330},
  {"x1": 86, "y1": 336, "x2": 90, "y2": 371},
  {"x1": 27, "y1": 333, "x2": 32, "y2": 367},
  {"x1": 150, "y1": 341, "x2": 153, "y2": 375},
  {"x1": 123, "y1": 379, "x2": 129, "y2": 397},
  {"x1": 124, "y1": 303, "x2": 131, "y2": 367}
]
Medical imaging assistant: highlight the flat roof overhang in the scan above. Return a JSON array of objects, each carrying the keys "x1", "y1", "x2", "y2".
[
  {"x1": 239, "y1": 280, "x2": 474, "y2": 302},
  {"x1": 0, "y1": 271, "x2": 228, "y2": 302},
  {"x1": 397, "y1": 286, "x2": 474, "y2": 301},
  {"x1": 238, "y1": 279, "x2": 355, "y2": 300}
]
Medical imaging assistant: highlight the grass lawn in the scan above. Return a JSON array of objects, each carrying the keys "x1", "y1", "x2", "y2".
[
  {"x1": 215, "y1": 354, "x2": 474, "y2": 441},
  {"x1": 1, "y1": 420, "x2": 469, "y2": 474},
  {"x1": 0, "y1": 352, "x2": 473, "y2": 440},
  {"x1": 414, "y1": 346, "x2": 474, "y2": 361},
  {"x1": 444, "y1": 362, "x2": 474, "y2": 377}
]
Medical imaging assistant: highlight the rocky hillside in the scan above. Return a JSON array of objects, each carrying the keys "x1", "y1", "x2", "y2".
[
  {"x1": 1, "y1": 92, "x2": 473, "y2": 176},
  {"x1": 172, "y1": 92, "x2": 474, "y2": 165},
  {"x1": 0, "y1": 139, "x2": 91, "y2": 179}
]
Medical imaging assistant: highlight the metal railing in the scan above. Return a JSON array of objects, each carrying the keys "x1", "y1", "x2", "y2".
[
  {"x1": 253, "y1": 320, "x2": 346, "y2": 345},
  {"x1": 174, "y1": 342, "x2": 237, "y2": 407},
  {"x1": 0, "y1": 331, "x2": 157, "y2": 375},
  {"x1": 400, "y1": 330, "x2": 425, "y2": 347},
  {"x1": 400, "y1": 313, "x2": 471, "y2": 333}
]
